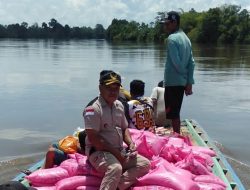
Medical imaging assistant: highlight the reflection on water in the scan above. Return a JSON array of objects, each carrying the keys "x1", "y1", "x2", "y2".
[
  {"x1": 194, "y1": 43, "x2": 250, "y2": 71},
  {"x1": 0, "y1": 39, "x2": 250, "y2": 184}
]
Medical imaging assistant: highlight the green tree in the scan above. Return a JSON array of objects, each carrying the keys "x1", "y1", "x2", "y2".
[
  {"x1": 6, "y1": 24, "x2": 20, "y2": 38},
  {"x1": 48, "y1": 18, "x2": 66, "y2": 38},
  {"x1": 218, "y1": 4, "x2": 241, "y2": 43},
  {"x1": 64, "y1": 24, "x2": 71, "y2": 38},
  {"x1": 154, "y1": 12, "x2": 168, "y2": 42},
  {"x1": 0, "y1": 24, "x2": 6, "y2": 37},
  {"x1": 41, "y1": 22, "x2": 49, "y2": 38},
  {"x1": 28, "y1": 23, "x2": 41, "y2": 38},
  {"x1": 180, "y1": 10, "x2": 199, "y2": 35},
  {"x1": 138, "y1": 22, "x2": 149, "y2": 41},
  {"x1": 124, "y1": 21, "x2": 139, "y2": 41},
  {"x1": 106, "y1": 19, "x2": 129, "y2": 40},
  {"x1": 70, "y1": 27, "x2": 82, "y2": 38},
  {"x1": 196, "y1": 8, "x2": 222, "y2": 43},
  {"x1": 94, "y1": 24, "x2": 105, "y2": 39},
  {"x1": 81, "y1": 26, "x2": 94, "y2": 38},
  {"x1": 237, "y1": 9, "x2": 250, "y2": 43},
  {"x1": 48, "y1": 18, "x2": 58, "y2": 29}
]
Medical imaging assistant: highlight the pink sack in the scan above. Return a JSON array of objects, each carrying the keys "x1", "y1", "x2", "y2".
[
  {"x1": 74, "y1": 153, "x2": 91, "y2": 175},
  {"x1": 160, "y1": 144, "x2": 187, "y2": 163},
  {"x1": 175, "y1": 153, "x2": 211, "y2": 175},
  {"x1": 25, "y1": 167, "x2": 69, "y2": 186},
  {"x1": 197, "y1": 182, "x2": 226, "y2": 190},
  {"x1": 167, "y1": 137, "x2": 185, "y2": 148},
  {"x1": 76, "y1": 186, "x2": 99, "y2": 190},
  {"x1": 56, "y1": 175, "x2": 102, "y2": 190},
  {"x1": 75, "y1": 153, "x2": 104, "y2": 177},
  {"x1": 194, "y1": 175, "x2": 226, "y2": 188},
  {"x1": 159, "y1": 145, "x2": 175, "y2": 162},
  {"x1": 151, "y1": 157, "x2": 194, "y2": 180},
  {"x1": 148, "y1": 136, "x2": 168, "y2": 156},
  {"x1": 177, "y1": 134, "x2": 192, "y2": 146},
  {"x1": 132, "y1": 186, "x2": 173, "y2": 190},
  {"x1": 176, "y1": 146, "x2": 214, "y2": 168},
  {"x1": 128, "y1": 128, "x2": 145, "y2": 142},
  {"x1": 68, "y1": 153, "x2": 76, "y2": 159},
  {"x1": 140, "y1": 130, "x2": 156, "y2": 140},
  {"x1": 75, "y1": 153, "x2": 88, "y2": 166},
  {"x1": 137, "y1": 165, "x2": 199, "y2": 190},
  {"x1": 59, "y1": 158, "x2": 79, "y2": 176},
  {"x1": 32, "y1": 186, "x2": 56, "y2": 190},
  {"x1": 135, "y1": 135, "x2": 154, "y2": 159},
  {"x1": 190, "y1": 146, "x2": 216, "y2": 157}
]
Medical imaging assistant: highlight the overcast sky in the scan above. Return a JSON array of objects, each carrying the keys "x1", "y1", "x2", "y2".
[{"x1": 0, "y1": 0, "x2": 249, "y2": 28}]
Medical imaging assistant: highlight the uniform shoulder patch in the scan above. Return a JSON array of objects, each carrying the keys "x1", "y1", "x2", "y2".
[{"x1": 83, "y1": 106, "x2": 95, "y2": 116}]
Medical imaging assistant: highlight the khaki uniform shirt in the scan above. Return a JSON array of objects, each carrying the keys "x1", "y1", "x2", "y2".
[{"x1": 83, "y1": 96, "x2": 128, "y2": 156}]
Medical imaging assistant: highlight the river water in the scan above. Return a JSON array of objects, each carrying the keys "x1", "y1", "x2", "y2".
[{"x1": 0, "y1": 39, "x2": 250, "y2": 187}]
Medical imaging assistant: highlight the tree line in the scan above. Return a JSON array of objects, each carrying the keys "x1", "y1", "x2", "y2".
[{"x1": 0, "y1": 4, "x2": 249, "y2": 44}]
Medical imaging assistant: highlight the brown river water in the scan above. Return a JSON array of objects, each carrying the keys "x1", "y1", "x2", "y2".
[{"x1": 0, "y1": 39, "x2": 249, "y2": 188}]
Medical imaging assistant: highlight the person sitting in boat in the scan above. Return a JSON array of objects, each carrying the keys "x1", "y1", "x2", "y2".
[
  {"x1": 127, "y1": 79, "x2": 156, "y2": 133},
  {"x1": 150, "y1": 80, "x2": 172, "y2": 127},
  {"x1": 85, "y1": 79, "x2": 131, "y2": 123},
  {"x1": 42, "y1": 130, "x2": 86, "y2": 169},
  {"x1": 83, "y1": 70, "x2": 150, "y2": 190}
]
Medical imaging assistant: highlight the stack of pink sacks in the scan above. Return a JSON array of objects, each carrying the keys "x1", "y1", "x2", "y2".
[{"x1": 26, "y1": 128, "x2": 227, "y2": 190}]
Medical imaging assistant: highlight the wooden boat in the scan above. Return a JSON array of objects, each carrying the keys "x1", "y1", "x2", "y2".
[
  {"x1": 12, "y1": 119, "x2": 246, "y2": 190},
  {"x1": 183, "y1": 119, "x2": 245, "y2": 190}
]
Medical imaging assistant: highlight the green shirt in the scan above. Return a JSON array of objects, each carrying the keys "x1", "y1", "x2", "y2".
[{"x1": 164, "y1": 30, "x2": 195, "y2": 86}]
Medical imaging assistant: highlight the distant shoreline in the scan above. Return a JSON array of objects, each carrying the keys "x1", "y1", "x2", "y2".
[{"x1": 1, "y1": 4, "x2": 250, "y2": 44}]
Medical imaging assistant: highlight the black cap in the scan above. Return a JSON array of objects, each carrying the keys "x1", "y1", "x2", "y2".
[
  {"x1": 99, "y1": 70, "x2": 121, "y2": 86},
  {"x1": 160, "y1": 11, "x2": 180, "y2": 24}
]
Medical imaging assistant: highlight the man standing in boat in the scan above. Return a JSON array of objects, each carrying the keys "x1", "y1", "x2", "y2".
[
  {"x1": 83, "y1": 70, "x2": 150, "y2": 190},
  {"x1": 161, "y1": 11, "x2": 195, "y2": 134}
]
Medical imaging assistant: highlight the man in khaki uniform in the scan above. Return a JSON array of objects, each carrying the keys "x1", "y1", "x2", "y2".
[{"x1": 83, "y1": 70, "x2": 150, "y2": 190}]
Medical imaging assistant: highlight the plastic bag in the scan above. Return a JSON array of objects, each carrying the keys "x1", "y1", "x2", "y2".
[{"x1": 58, "y1": 135, "x2": 78, "y2": 154}]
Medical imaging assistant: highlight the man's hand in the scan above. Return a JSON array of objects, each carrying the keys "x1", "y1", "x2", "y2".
[
  {"x1": 118, "y1": 152, "x2": 129, "y2": 163},
  {"x1": 185, "y1": 84, "x2": 193, "y2": 96},
  {"x1": 127, "y1": 142, "x2": 137, "y2": 158},
  {"x1": 128, "y1": 142, "x2": 136, "y2": 152}
]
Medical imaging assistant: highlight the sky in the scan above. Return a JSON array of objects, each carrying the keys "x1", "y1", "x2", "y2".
[{"x1": 0, "y1": 0, "x2": 250, "y2": 29}]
